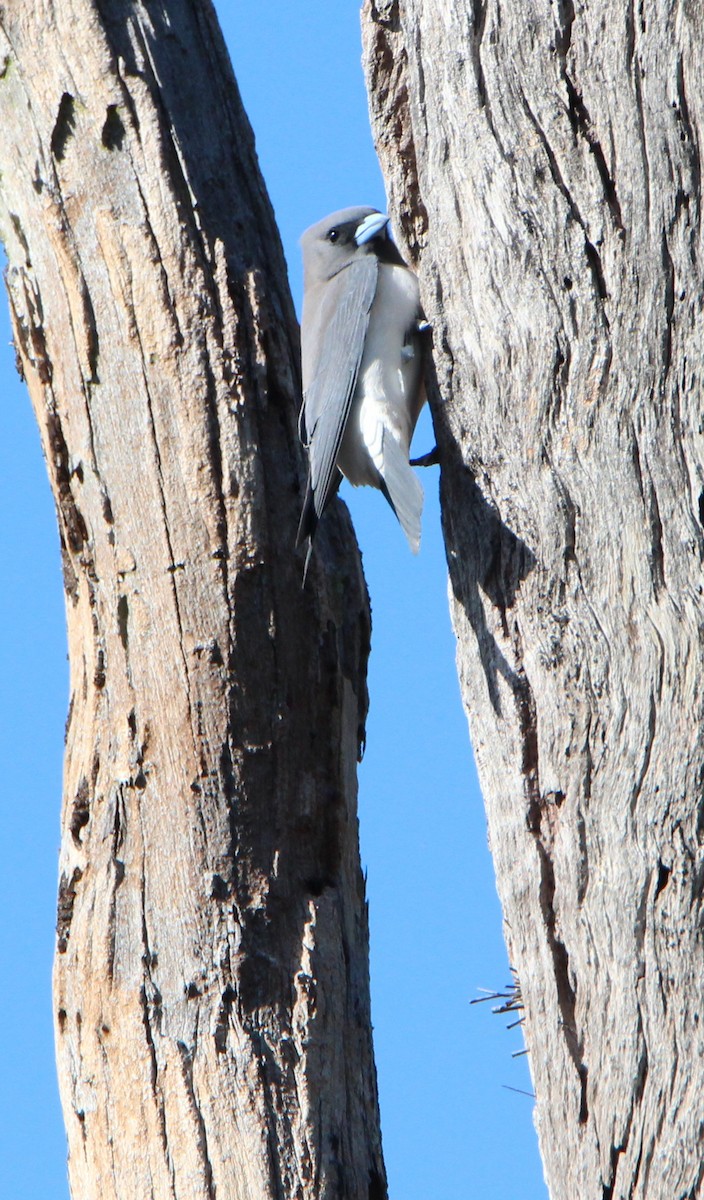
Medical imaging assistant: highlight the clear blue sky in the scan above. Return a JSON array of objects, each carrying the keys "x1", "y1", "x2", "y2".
[{"x1": 0, "y1": 4, "x2": 546, "y2": 1197}]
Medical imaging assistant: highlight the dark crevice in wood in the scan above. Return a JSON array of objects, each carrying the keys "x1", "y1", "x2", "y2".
[
  {"x1": 604, "y1": 1060, "x2": 643, "y2": 1199},
  {"x1": 521, "y1": 92, "x2": 611, "y2": 310},
  {"x1": 93, "y1": 646, "x2": 106, "y2": 689},
  {"x1": 110, "y1": 787, "x2": 125, "y2": 864},
  {"x1": 201, "y1": 296, "x2": 231, "y2": 560},
  {"x1": 576, "y1": 807, "x2": 589, "y2": 904},
  {"x1": 75, "y1": 1107, "x2": 87, "y2": 1141},
  {"x1": 602, "y1": 1148, "x2": 621, "y2": 1200},
  {"x1": 518, "y1": 638, "x2": 589, "y2": 1121},
  {"x1": 554, "y1": 0, "x2": 575, "y2": 57},
  {"x1": 8, "y1": 287, "x2": 92, "y2": 569},
  {"x1": 513, "y1": 661, "x2": 540, "y2": 806},
  {"x1": 631, "y1": 423, "x2": 644, "y2": 499},
  {"x1": 625, "y1": 0, "x2": 636, "y2": 70},
  {"x1": 50, "y1": 91, "x2": 75, "y2": 161},
  {"x1": 688, "y1": 1152, "x2": 704, "y2": 1200},
  {"x1": 548, "y1": 459, "x2": 577, "y2": 572},
  {"x1": 70, "y1": 776, "x2": 91, "y2": 844},
  {"x1": 213, "y1": 985, "x2": 236, "y2": 1053},
  {"x1": 675, "y1": 56, "x2": 701, "y2": 233},
  {"x1": 369, "y1": 0, "x2": 400, "y2": 32},
  {"x1": 631, "y1": 1138, "x2": 646, "y2": 1196},
  {"x1": 556, "y1": 0, "x2": 624, "y2": 259},
  {"x1": 469, "y1": 0, "x2": 510, "y2": 160},
  {"x1": 638, "y1": 0, "x2": 646, "y2": 33},
  {"x1": 632, "y1": 55, "x2": 651, "y2": 229},
  {"x1": 45, "y1": 407, "x2": 89, "y2": 552},
  {"x1": 633, "y1": 1030, "x2": 649, "y2": 1108},
  {"x1": 80, "y1": 279, "x2": 100, "y2": 385},
  {"x1": 100, "y1": 488, "x2": 114, "y2": 527},
  {"x1": 9, "y1": 211, "x2": 31, "y2": 265},
  {"x1": 64, "y1": 693, "x2": 75, "y2": 743},
  {"x1": 101, "y1": 104, "x2": 125, "y2": 151},
  {"x1": 210, "y1": 873, "x2": 229, "y2": 900},
  {"x1": 537, "y1": 841, "x2": 589, "y2": 1121},
  {"x1": 584, "y1": 238, "x2": 608, "y2": 302},
  {"x1": 117, "y1": 594, "x2": 129, "y2": 651},
  {"x1": 176, "y1": 1041, "x2": 217, "y2": 1200},
  {"x1": 56, "y1": 867, "x2": 83, "y2": 953},
  {"x1": 105, "y1": 787, "x2": 126, "y2": 981},
  {"x1": 661, "y1": 230, "x2": 675, "y2": 384},
  {"x1": 654, "y1": 860, "x2": 672, "y2": 900},
  {"x1": 258, "y1": 1029, "x2": 288, "y2": 1200},
  {"x1": 648, "y1": 477, "x2": 665, "y2": 595},
  {"x1": 564, "y1": 73, "x2": 624, "y2": 233},
  {"x1": 551, "y1": 342, "x2": 566, "y2": 420},
  {"x1": 630, "y1": 691, "x2": 657, "y2": 815},
  {"x1": 471, "y1": 0, "x2": 488, "y2": 111},
  {"x1": 139, "y1": 979, "x2": 170, "y2": 1172}
]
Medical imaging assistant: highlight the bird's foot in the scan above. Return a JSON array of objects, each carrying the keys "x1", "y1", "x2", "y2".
[{"x1": 410, "y1": 445, "x2": 440, "y2": 467}]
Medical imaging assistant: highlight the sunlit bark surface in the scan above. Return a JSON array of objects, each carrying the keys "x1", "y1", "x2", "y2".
[
  {"x1": 363, "y1": 1, "x2": 704, "y2": 1196},
  {"x1": 0, "y1": 3, "x2": 382, "y2": 1197}
]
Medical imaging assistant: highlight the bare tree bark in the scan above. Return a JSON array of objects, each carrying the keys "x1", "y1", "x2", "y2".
[
  {"x1": 0, "y1": 4, "x2": 384, "y2": 1198},
  {"x1": 363, "y1": 2, "x2": 704, "y2": 1198}
]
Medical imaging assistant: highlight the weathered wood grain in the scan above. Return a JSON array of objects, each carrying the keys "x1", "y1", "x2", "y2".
[
  {"x1": 0, "y1": 3, "x2": 383, "y2": 1197},
  {"x1": 363, "y1": 1, "x2": 704, "y2": 1196}
]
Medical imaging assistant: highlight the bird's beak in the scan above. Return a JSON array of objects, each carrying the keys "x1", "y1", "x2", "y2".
[{"x1": 354, "y1": 212, "x2": 390, "y2": 246}]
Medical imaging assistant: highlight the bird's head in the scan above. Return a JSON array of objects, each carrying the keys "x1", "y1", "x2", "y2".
[{"x1": 300, "y1": 206, "x2": 403, "y2": 284}]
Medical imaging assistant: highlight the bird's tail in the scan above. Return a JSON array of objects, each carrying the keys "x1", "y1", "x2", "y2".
[
  {"x1": 295, "y1": 476, "x2": 318, "y2": 586},
  {"x1": 296, "y1": 476, "x2": 317, "y2": 549},
  {"x1": 379, "y1": 431, "x2": 424, "y2": 553}
]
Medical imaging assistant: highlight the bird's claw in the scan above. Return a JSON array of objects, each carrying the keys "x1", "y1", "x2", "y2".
[{"x1": 410, "y1": 445, "x2": 440, "y2": 467}]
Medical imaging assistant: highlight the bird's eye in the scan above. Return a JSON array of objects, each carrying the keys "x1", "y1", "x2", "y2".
[{"x1": 327, "y1": 228, "x2": 339, "y2": 243}]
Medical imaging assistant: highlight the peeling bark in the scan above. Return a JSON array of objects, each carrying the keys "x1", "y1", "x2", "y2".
[
  {"x1": 363, "y1": 1, "x2": 704, "y2": 1197},
  {"x1": 0, "y1": 3, "x2": 383, "y2": 1198}
]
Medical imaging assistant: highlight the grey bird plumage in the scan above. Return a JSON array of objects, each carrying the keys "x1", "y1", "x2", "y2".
[{"x1": 296, "y1": 206, "x2": 427, "y2": 577}]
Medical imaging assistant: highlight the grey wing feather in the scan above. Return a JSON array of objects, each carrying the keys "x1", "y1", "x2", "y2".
[{"x1": 303, "y1": 256, "x2": 378, "y2": 521}]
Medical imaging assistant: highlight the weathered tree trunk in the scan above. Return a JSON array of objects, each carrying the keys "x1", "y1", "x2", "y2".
[
  {"x1": 363, "y1": 1, "x2": 704, "y2": 1197},
  {"x1": 0, "y1": 4, "x2": 383, "y2": 1198}
]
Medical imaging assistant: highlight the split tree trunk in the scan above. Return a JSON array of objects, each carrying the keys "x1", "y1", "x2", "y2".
[
  {"x1": 0, "y1": 4, "x2": 383, "y2": 1198},
  {"x1": 363, "y1": 1, "x2": 704, "y2": 1197}
]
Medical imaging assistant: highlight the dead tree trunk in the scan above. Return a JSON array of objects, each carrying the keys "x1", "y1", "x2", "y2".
[
  {"x1": 0, "y1": 4, "x2": 383, "y2": 1198},
  {"x1": 363, "y1": 1, "x2": 704, "y2": 1197}
]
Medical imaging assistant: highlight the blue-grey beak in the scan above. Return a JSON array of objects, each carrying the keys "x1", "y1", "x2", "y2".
[{"x1": 354, "y1": 212, "x2": 390, "y2": 246}]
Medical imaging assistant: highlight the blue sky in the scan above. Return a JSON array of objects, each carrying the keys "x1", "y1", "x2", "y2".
[{"x1": 0, "y1": 4, "x2": 546, "y2": 1196}]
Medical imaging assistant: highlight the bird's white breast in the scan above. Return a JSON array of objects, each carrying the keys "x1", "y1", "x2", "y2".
[{"x1": 338, "y1": 263, "x2": 423, "y2": 488}]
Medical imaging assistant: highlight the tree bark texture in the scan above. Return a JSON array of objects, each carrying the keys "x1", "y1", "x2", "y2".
[
  {"x1": 363, "y1": 2, "x2": 704, "y2": 1198},
  {"x1": 0, "y1": 4, "x2": 383, "y2": 1198}
]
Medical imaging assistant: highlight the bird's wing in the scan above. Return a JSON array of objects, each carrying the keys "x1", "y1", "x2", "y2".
[{"x1": 302, "y1": 255, "x2": 379, "y2": 522}]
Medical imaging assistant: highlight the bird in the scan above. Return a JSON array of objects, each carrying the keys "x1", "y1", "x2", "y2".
[{"x1": 295, "y1": 206, "x2": 428, "y2": 579}]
